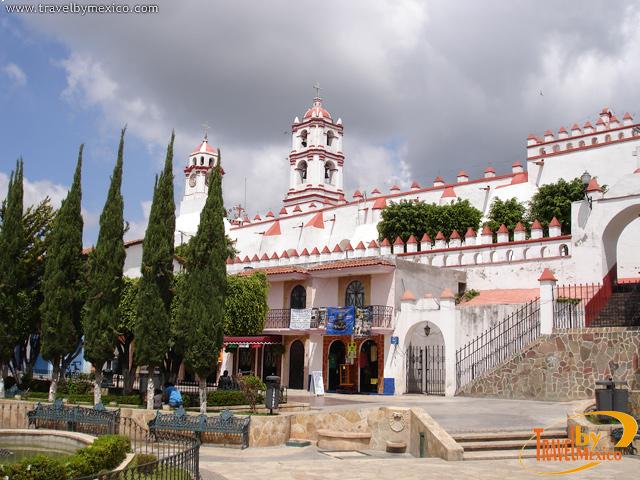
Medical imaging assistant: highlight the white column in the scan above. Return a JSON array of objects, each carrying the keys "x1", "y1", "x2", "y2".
[
  {"x1": 307, "y1": 334, "x2": 324, "y2": 392},
  {"x1": 439, "y1": 290, "x2": 457, "y2": 397},
  {"x1": 538, "y1": 269, "x2": 557, "y2": 335}
]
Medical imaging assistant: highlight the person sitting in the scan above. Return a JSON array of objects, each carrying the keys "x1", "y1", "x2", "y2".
[
  {"x1": 164, "y1": 383, "x2": 183, "y2": 408},
  {"x1": 218, "y1": 370, "x2": 233, "y2": 390},
  {"x1": 153, "y1": 388, "x2": 163, "y2": 409}
]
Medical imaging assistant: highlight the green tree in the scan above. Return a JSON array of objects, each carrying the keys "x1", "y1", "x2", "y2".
[
  {"x1": 41, "y1": 146, "x2": 85, "y2": 401},
  {"x1": 0, "y1": 160, "x2": 25, "y2": 397},
  {"x1": 134, "y1": 133, "x2": 175, "y2": 409},
  {"x1": 487, "y1": 197, "x2": 528, "y2": 238},
  {"x1": 12, "y1": 198, "x2": 56, "y2": 382},
  {"x1": 176, "y1": 152, "x2": 227, "y2": 413},
  {"x1": 527, "y1": 178, "x2": 583, "y2": 233},
  {"x1": 83, "y1": 129, "x2": 126, "y2": 405},
  {"x1": 116, "y1": 276, "x2": 138, "y2": 394},
  {"x1": 377, "y1": 199, "x2": 482, "y2": 244},
  {"x1": 224, "y1": 272, "x2": 269, "y2": 336}
]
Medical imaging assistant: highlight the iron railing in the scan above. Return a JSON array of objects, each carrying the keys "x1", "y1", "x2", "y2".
[
  {"x1": 456, "y1": 299, "x2": 540, "y2": 390},
  {"x1": 265, "y1": 305, "x2": 394, "y2": 329}
]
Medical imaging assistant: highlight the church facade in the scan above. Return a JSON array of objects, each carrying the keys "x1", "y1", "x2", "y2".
[{"x1": 125, "y1": 96, "x2": 640, "y2": 396}]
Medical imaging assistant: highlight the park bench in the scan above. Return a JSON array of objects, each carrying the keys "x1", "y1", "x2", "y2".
[
  {"x1": 27, "y1": 399, "x2": 120, "y2": 434},
  {"x1": 148, "y1": 407, "x2": 251, "y2": 449}
]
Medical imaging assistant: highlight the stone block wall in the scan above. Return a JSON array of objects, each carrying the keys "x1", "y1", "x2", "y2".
[{"x1": 458, "y1": 327, "x2": 640, "y2": 401}]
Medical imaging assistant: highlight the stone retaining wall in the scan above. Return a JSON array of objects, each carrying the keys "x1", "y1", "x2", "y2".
[{"x1": 458, "y1": 328, "x2": 640, "y2": 401}]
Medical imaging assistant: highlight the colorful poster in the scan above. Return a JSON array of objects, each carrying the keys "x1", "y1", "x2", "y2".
[
  {"x1": 354, "y1": 306, "x2": 373, "y2": 337},
  {"x1": 326, "y1": 306, "x2": 355, "y2": 335},
  {"x1": 290, "y1": 308, "x2": 312, "y2": 329},
  {"x1": 311, "y1": 308, "x2": 327, "y2": 328}
]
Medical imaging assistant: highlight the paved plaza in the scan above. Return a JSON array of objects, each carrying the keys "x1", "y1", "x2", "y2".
[
  {"x1": 199, "y1": 394, "x2": 618, "y2": 479},
  {"x1": 287, "y1": 392, "x2": 580, "y2": 432},
  {"x1": 199, "y1": 444, "x2": 640, "y2": 480}
]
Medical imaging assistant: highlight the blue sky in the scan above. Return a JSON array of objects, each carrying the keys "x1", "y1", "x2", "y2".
[{"x1": 2, "y1": 1, "x2": 640, "y2": 245}]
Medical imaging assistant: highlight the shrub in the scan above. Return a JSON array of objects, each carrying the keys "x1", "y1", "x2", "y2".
[
  {"x1": 236, "y1": 374, "x2": 266, "y2": 413},
  {"x1": 4, "y1": 435, "x2": 130, "y2": 479},
  {"x1": 206, "y1": 389, "x2": 264, "y2": 407},
  {"x1": 131, "y1": 453, "x2": 158, "y2": 475}
]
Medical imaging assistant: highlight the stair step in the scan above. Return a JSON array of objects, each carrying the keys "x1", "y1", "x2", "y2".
[
  {"x1": 463, "y1": 449, "x2": 539, "y2": 461},
  {"x1": 453, "y1": 429, "x2": 566, "y2": 443},
  {"x1": 459, "y1": 439, "x2": 543, "y2": 451}
]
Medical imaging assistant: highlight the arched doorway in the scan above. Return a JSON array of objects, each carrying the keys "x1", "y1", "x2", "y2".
[
  {"x1": 288, "y1": 340, "x2": 305, "y2": 389},
  {"x1": 359, "y1": 339, "x2": 378, "y2": 393},
  {"x1": 327, "y1": 340, "x2": 346, "y2": 391},
  {"x1": 405, "y1": 321, "x2": 445, "y2": 395}
]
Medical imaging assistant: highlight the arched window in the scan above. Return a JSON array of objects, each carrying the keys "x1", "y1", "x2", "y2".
[
  {"x1": 579, "y1": 140, "x2": 586, "y2": 147},
  {"x1": 200, "y1": 156, "x2": 205, "y2": 165},
  {"x1": 324, "y1": 161, "x2": 335, "y2": 184},
  {"x1": 345, "y1": 280, "x2": 365, "y2": 308},
  {"x1": 605, "y1": 134, "x2": 611, "y2": 142},
  {"x1": 619, "y1": 132, "x2": 625, "y2": 140},
  {"x1": 297, "y1": 161, "x2": 307, "y2": 184},
  {"x1": 327, "y1": 130, "x2": 336, "y2": 147},
  {"x1": 553, "y1": 144, "x2": 560, "y2": 153},
  {"x1": 591, "y1": 137, "x2": 598, "y2": 145},
  {"x1": 209, "y1": 158, "x2": 213, "y2": 166},
  {"x1": 566, "y1": 143, "x2": 573, "y2": 150},
  {"x1": 560, "y1": 244, "x2": 569, "y2": 257},
  {"x1": 300, "y1": 130, "x2": 308, "y2": 148},
  {"x1": 290, "y1": 285, "x2": 307, "y2": 309}
]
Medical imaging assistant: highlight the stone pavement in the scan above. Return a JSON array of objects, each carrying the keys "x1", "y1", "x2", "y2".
[
  {"x1": 287, "y1": 392, "x2": 580, "y2": 432},
  {"x1": 199, "y1": 444, "x2": 640, "y2": 480}
]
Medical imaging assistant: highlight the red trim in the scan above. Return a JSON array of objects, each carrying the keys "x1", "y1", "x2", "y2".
[
  {"x1": 224, "y1": 335, "x2": 282, "y2": 345},
  {"x1": 528, "y1": 122, "x2": 639, "y2": 150}
]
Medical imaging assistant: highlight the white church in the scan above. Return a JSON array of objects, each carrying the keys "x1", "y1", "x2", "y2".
[{"x1": 123, "y1": 94, "x2": 640, "y2": 398}]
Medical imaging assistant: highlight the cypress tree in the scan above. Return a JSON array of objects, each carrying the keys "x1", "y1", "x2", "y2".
[
  {"x1": 177, "y1": 150, "x2": 227, "y2": 413},
  {"x1": 135, "y1": 133, "x2": 175, "y2": 409},
  {"x1": 83, "y1": 129, "x2": 126, "y2": 405},
  {"x1": 0, "y1": 160, "x2": 25, "y2": 397},
  {"x1": 41, "y1": 146, "x2": 84, "y2": 401}
]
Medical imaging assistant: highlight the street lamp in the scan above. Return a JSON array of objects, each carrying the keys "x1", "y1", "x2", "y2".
[{"x1": 581, "y1": 171, "x2": 593, "y2": 209}]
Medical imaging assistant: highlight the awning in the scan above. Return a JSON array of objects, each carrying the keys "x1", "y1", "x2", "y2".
[{"x1": 223, "y1": 335, "x2": 283, "y2": 346}]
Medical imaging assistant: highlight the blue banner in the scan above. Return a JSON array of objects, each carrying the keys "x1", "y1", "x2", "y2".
[{"x1": 326, "y1": 306, "x2": 355, "y2": 335}]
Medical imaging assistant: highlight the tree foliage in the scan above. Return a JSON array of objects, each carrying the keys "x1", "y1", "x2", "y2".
[
  {"x1": 377, "y1": 199, "x2": 483, "y2": 242},
  {"x1": 487, "y1": 197, "x2": 528, "y2": 235},
  {"x1": 0, "y1": 160, "x2": 25, "y2": 389},
  {"x1": 224, "y1": 272, "x2": 269, "y2": 336},
  {"x1": 40, "y1": 146, "x2": 85, "y2": 398},
  {"x1": 83, "y1": 130, "x2": 126, "y2": 402},
  {"x1": 176, "y1": 152, "x2": 227, "y2": 412},
  {"x1": 527, "y1": 178, "x2": 583, "y2": 233},
  {"x1": 134, "y1": 133, "x2": 175, "y2": 371}
]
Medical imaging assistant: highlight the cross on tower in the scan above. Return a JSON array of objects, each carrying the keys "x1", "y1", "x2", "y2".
[
  {"x1": 202, "y1": 122, "x2": 210, "y2": 139},
  {"x1": 313, "y1": 82, "x2": 322, "y2": 98}
]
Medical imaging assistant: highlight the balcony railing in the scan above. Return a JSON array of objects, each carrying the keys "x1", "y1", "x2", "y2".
[{"x1": 265, "y1": 305, "x2": 394, "y2": 330}]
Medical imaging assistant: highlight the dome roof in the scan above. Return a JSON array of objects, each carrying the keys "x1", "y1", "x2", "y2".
[
  {"x1": 304, "y1": 97, "x2": 332, "y2": 120},
  {"x1": 191, "y1": 136, "x2": 216, "y2": 155}
]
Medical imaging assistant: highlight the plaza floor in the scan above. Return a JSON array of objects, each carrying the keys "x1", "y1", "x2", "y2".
[{"x1": 200, "y1": 394, "x2": 609, "y2": 479}]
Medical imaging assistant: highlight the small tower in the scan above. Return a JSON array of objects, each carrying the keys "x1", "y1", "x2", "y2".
[
  {"x1": 284, "y1": 86, "x2": 346, "y2": 209},
  {"x1": 179, "y1": 134, "x2": 220, "y2": 217}
]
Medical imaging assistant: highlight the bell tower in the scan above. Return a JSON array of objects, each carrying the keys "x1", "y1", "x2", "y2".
[
  {"x1": 284, "y1": 86, "x2": 346, "y2": 209},
  {"x1": 179, "y1": 133, "x2": 219, "y2": 217}
]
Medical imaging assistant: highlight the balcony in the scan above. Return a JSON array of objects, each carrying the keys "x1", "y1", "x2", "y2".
[{"x1": 265, "y1": 305, "x2": 394, "y2": 330}]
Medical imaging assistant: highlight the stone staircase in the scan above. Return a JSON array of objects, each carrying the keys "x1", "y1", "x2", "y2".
[
  {"x1": 590, "y1": 283, "x2": 640, "y2": 327},
  {"x1": 453, "y1": 429, "x2": 568, "y2": 461}
]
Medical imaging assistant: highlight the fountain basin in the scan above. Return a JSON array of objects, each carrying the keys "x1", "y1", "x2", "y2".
[{"x1": 0, "y1": 429, "x2": 94, "y2": 464}]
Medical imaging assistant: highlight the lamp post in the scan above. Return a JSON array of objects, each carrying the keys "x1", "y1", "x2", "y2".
[{"x1": 581, "y1": 170, "x2": 593, "y2": 209}]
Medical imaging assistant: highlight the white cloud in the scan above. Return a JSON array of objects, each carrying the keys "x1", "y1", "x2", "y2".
[
  {"x1": 124, "y1": 200, "x2": 152, "y2": 241},
  {"x1": 0, "y1": 172, "x2": 67, "y2": 209},
  {"x1": 3, "y1": 63, "x2": 27, "y2": 87}
]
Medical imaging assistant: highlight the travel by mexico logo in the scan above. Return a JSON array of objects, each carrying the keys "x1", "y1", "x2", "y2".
[{"x1": 520, "y1": 411, "x2": 638, "y2": 475}]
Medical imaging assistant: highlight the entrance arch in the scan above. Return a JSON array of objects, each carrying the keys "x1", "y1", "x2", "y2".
[
  {"x1": 327, "y1": 340, "x2": 346, "y2": 391},
  {"x1": 288, "y1": 340, "x2": 305, "y2": 389},
  {"x1": 602, "y1": 204, "x2": 640, "y2": 281},
  {"x1": 405, "y1": 321, "x2": 445, "y2": 395},
  {"x1": 358, "y1": 339, "x2": 379, "y2": 393}
]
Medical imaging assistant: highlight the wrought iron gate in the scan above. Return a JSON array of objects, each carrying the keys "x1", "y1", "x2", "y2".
[{"x1": 406, "y1": 344, "x2": 445, "y2": 395}]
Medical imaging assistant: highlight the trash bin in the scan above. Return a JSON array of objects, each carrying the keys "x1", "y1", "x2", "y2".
[
  {"x1": 595, "y1": 378, "x2": 629, "y2": 414},
  {"x1": 265, "y1": 375, "x2": 280, "y2": 413}
]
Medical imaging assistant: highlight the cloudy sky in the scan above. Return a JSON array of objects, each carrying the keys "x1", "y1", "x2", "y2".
[{"x1": 1, "y1": 0, "x2": 640, "y2": 243}]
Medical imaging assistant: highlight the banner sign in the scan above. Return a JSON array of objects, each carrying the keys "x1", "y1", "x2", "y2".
[
  {"x1": 326, "y1": 306, "x2": 355, "y2": 335},
  {"x1": 354, "y1": 306, "x2": 373, "y2": 337},
  {"x1": 311, "y1": 308, "x2": 327, "y2": 328},
  {"x1": 311, "y1": 370, "x2": 325, "y2": 396},
  {"x1": 290, "y1": 308, "x2": 312, "y2": 329}
]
